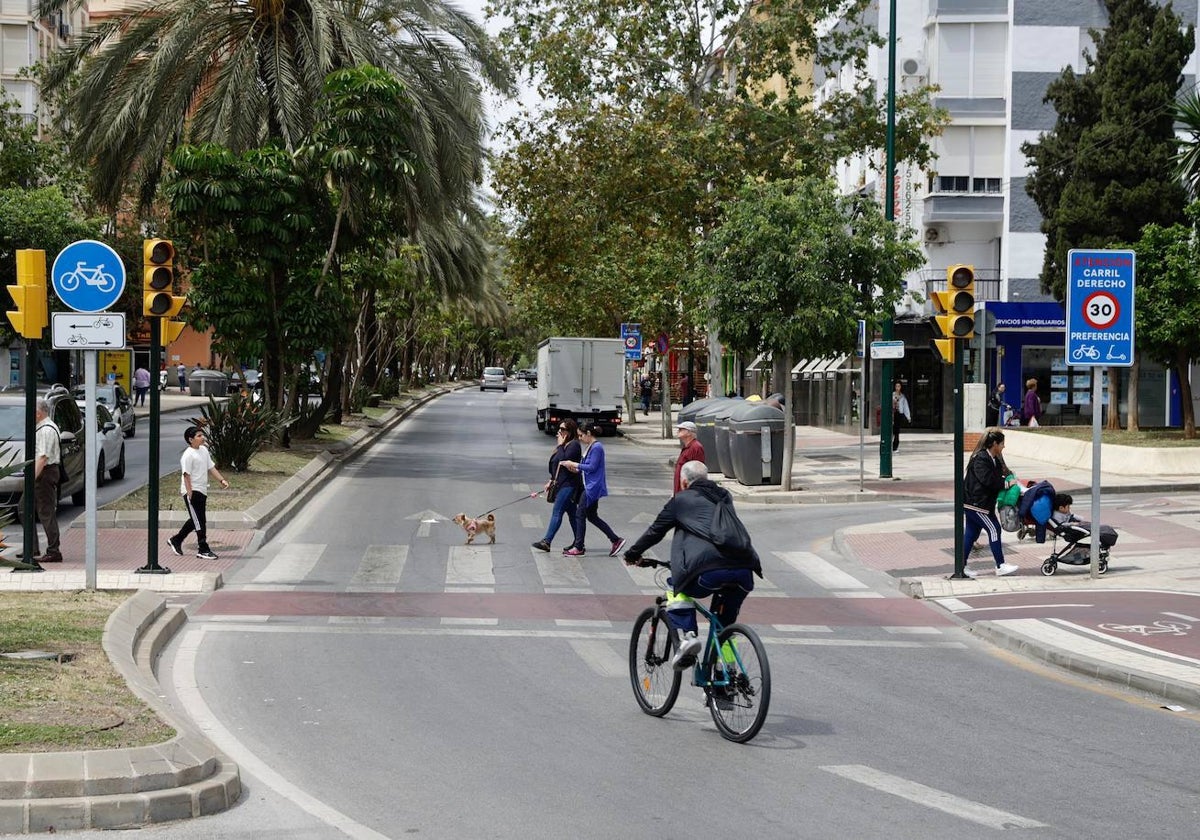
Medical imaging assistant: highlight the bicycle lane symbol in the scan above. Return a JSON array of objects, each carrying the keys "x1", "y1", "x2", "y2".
[{"x1": 51, "y1": 239, "x2": 126, "y2": 313}]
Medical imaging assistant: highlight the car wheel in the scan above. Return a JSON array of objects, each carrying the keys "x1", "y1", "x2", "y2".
[
  {"x1": 71, "y1": 484, "x2": 85, "y2": 506},
  {"x1": 96, "y1": 455, "x2": 107, "y2": 487},
  {"x1": 110, "y1": 445, "x2": 126, "y2": 480},
  {"x1": 503, "y1": 387, "x2": 508, "y2": 392},
  {"x1": 126, "y1": 418, "x2": 135, "y2": 439}
]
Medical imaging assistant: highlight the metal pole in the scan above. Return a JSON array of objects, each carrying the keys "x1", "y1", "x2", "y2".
[
  {"x1": 138, "y1": 318, "x2": 169, "y2": 574},
  {"x1": 1090, "y1": 371, "x2": 1101, "y2": 579},
  {"x1": 84, "y1": 352, "x2": 97, "y2": 589},
  {"x1": 950, "y1": 340, "x2": 967, "y2": 577},
  {"x1": 14, "y1": 339, "x2": 42, "y2": 572},
  {"x1": 879, "y1": 0, "x2": 898, "y2": 479}
]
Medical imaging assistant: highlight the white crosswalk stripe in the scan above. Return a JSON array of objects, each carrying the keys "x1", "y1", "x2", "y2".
[
  {"x1": 776, "y1": 550, "x2": 868, "y2": 591},
  {"x1": 348, "y1": 545, "x2": 408, "y2": 591},
  {"x1": 251, "y1": 543, "x2": 325, "y2": 588},
  {"x1": 533, "y1": 550, "x2": 590, "y2": 590},
  {"x1": 446, "y1": 544, "x2": 495, "y2": 589}
]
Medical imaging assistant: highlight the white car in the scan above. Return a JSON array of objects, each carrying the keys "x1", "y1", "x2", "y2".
[
  {"x1": 77, "y1": 401, "x2": 126, "y2": 485},
  {"x1": 480, "y1": 366, "x2": 508, "y2": 392}
]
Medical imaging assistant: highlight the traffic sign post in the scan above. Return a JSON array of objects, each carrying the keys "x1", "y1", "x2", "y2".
[
  {"x1": 51, "y1": 240, "x2": 126, "y2": 313},
  {"x1": 1066, "y1": 248, "x2": 1135, "y2": 581},
  {"x1": 51, "y1": 312, "x2": 126, "y2": 350}
]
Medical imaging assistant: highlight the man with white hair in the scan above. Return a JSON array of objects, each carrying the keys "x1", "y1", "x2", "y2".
[
  {"x1": 624, "y1": 460, "x2": 761, "y2": 670},
  {"x1": 673, "y1": 420, "x2": 705, "y2": 495},
  {"x1": 28, "y1": 399, "x2": 63, "y2": 562}
]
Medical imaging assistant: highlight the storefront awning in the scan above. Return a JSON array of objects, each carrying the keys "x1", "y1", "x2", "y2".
[
  {"x1": 746, "y1": 352, "x2": 771, "y2": 372},
  {"x1": 791, "y1": 355, "x2": 847, "y2": 375}
]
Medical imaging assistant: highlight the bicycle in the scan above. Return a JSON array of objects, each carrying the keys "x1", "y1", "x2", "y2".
[{"x1": 627, "y1": 558, "x2": 771, "y2": 743}]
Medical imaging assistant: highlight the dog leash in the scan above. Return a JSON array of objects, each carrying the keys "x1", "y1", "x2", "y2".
[{"x1": 479, "y1": 490, "x2": 544, "y2": 517}]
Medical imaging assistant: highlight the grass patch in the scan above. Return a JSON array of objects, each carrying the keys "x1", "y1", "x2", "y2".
[
  {"x1": 1028, "y1": 427, "x2": 1200, "y2": 447},
  {"x1": 0, "y1": 591, "x2": 174, "y2": 753}
]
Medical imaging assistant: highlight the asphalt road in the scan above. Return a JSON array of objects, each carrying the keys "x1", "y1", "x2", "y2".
[{"x1": 70, "y1": 389, "x2": 1200, "y2": 839}]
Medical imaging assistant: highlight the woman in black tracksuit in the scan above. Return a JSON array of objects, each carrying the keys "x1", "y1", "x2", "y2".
[{"x1": 963, "y1": 429, "x2": 1019, "y2": 578}]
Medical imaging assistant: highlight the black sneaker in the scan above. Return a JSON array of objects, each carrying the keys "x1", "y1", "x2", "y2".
[
  {"x1": 166, "y1": 538, "x2": 182, "y2": 557},
  {"x1": 197, "y1": 549, "x2": 218, "y2": 560},
  {"x1": 531, "y1": 540, "x2": 551, "y2": 552}
]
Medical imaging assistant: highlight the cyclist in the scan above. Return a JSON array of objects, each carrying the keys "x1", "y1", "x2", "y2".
[{"x1": 623, "y1": 460, "x2": 761, "y2": 670}]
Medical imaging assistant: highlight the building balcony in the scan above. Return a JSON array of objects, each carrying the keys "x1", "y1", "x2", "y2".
[
  {"x1": 923, "y1": 192, "x2": 1005, "y2": 224},
  {"x1": 922, "y1": 269, "x2": 1001, "y2": 305}
]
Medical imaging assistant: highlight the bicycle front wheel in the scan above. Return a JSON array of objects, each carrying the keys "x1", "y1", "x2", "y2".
[
  {"x1": 708, "y1": 623, "x2": 771, "y2": 743},
  {"x1": 629, "y1": 607, "x2": 681, "y2": 717}
]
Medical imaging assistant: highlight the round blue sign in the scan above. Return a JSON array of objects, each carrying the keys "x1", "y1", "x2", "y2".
[{"x1": 51, "y1": 239, "x2": 127, "y2": 313}]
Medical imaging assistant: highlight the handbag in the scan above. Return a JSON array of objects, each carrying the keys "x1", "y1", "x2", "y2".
[{"x1": 546, "y1": 465, "x2": 562, "y2": 503}]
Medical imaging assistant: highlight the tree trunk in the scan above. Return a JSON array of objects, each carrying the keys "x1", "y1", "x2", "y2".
[
  {"x1": 1176, "y1": 349, "x2": 1196, "y2": 438},
  {"x1": 781, "y1": 349, "x2": 795, "y2": 492},
  {"x1": 1105, "y1": 366, "x2": 1121, "y2": 430}
]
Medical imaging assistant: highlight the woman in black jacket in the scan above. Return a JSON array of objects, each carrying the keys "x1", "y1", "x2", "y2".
[
  {"x1": 963, "y1": 429, "x2": 1019, "y2": 578},
  {"x1": 532, "y1": 419, "x2": 583, "y2": 552}
]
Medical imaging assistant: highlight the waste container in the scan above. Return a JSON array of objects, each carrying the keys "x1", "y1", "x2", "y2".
[
  {"x1": 729, "y1": 402, "x2": 786, "y2": 486},
  {"x1": 692, "y1": 398, "x2": 733, "y2": 471},
  {"x1": 711, "y1": 400, "x2": 743, "y2": 477},
  {"x1": 189, "y1": 370, "x2": 229, "y2": 397},
  {"x1": 677, "y1": 396, "x2": 718, "y2": 426}
]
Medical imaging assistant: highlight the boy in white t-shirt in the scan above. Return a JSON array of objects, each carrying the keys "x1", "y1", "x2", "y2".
[{"x1": 166, "y1": 426, "x2": 229, "y2": 560}]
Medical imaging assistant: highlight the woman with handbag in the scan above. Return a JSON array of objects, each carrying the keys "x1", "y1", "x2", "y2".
[
  {"x1": 532, "y1": 419, "x2": 582, "y2": 552},
  {"x1": 1023, "y1": 378, "x2": 1043, "y2": 427}
]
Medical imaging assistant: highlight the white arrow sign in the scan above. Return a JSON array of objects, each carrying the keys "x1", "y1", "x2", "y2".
[{"x1": 51, "y1": 312, "x2": 126, "y2": 350}]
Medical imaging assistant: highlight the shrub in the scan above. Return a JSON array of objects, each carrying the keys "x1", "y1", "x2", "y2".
[{"x1": 189, "y1": 393, "x2": 290, "y2": 472}]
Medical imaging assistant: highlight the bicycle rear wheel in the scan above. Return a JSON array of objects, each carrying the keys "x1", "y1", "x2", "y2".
[
  {"x1": 707, "y1": 623, "x2": 770, "y2": 743},
  {"x1": 629, "y1": 607, "x2": 681, "y2": 716}
]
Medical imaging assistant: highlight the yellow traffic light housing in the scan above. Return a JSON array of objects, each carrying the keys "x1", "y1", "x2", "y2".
[
  {"x1": 945, "y1": 264, "x2": 975, "y2": 339},
  {"x1": 162, "y1": 320, "x2": 186, "y2": 344},
  {"x1": 7, "y1": 250, "x2": 49, "y2": 339},
  {"x1": 930, "y1": 337, "x2": 956, "y2": 365},
  {"x1": 142, "y1": 239, "x2": 185, "y2": 318}
]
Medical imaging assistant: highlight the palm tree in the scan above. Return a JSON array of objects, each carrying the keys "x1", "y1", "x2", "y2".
[
  {"x1": 1175, "y1": 90, "x2": 1200, "y2": 199},
  {"x1": 37, "y1": 0, "x2": 511, "y2": 215}
]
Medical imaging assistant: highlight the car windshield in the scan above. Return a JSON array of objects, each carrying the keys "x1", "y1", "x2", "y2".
[
  {"x1": 0, "y1": 405, "x2": 27, "y2": 439},
  {"x1": 484, "y1": 368, "x2": 504, "y2": 376},
  {"x1": 72, "y1": 385, "x2": 117, "y2": 405}
]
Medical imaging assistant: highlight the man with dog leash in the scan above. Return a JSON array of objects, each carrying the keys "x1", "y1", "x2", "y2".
[{"x1": 623, "y1": 460, "x2": 762, "y2": 670}]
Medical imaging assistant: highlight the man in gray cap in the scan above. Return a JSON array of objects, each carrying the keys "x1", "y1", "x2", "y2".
[{"x1": 673, "y1": 420, "x2": 706, "y2": 495}]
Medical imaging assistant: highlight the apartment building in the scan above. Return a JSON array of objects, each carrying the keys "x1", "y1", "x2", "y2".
[
  {"x1": 822, "y1": 0, "x2": 1198, "y2": 430},
  {"x1": 0, "y1": 0, "x2": 92, "y2": 132}
]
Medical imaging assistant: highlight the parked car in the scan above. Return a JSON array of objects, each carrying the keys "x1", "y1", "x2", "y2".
[
  {"x1": 71, "y1": 383, "x2": 135, "y2": 438},
  {"x1": 0, "y1": 384, "x2": 88, "y2": 513},
  {"x1": 76, "y1": 401, "x2": 126, "y2": 485},
  {"x1": 480, "y1": 366, "x2": 508, "y2": 392}
]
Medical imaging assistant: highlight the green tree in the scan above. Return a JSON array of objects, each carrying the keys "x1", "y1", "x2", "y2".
[
  {"x1": 697, "y1": 176, "x2": 923, "y2": 489},
  {"x1": 1128, "y1": 204, "x2": 1200, "y2": 438}
]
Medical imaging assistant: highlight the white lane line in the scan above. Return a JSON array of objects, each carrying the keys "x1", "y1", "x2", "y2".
[
  {"x1": 446, "y1": 545, "x2": 494, "y2": 586},
  {"x1": 253, "y1": 543, "x2": 325, "y2": 587},
  {"x1": 833, "y1": 591, "x2": 885, "y2": 599},
  {"x1": 441, "y1": 617, "x2": 499, "y2": 626},
  {"x1": 883, "y1": 626, "x2": 943, "y2": 635},
  {"x1": 936, "y1": 598, "x2": 973, "y2": 613},
  {"x1": 1162, "y1": 611, "x2": 1200, "y2": 622},
  {"x1": 174, "y1": 627, "x2": 392, "y2": 840},
  {"x1": 773, "y1": 624, "x2": 833, "y2": 633},
  {"x1": 556, "y1": 619, "x2": 613, "y2": 628},
  {"x1": 820, "y1": 765, "x2": 1047, "y2": 830},
  {"x1": 949, "y1": 604, "x2": 1094, "y2": 614},
  {"x1": 776, "y1": 551, "x2": 868, "y2": 590},
  {"x1": 348, "y1": 545, "x2": 407, "y2": 591},
  {"x1": 569, "y1": 639, "x2": 626, "y2": 677}
]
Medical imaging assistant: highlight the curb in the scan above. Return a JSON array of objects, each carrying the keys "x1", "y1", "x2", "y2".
[{"x1": 0, "y1": 591, "x2": 240, "y2": 832}]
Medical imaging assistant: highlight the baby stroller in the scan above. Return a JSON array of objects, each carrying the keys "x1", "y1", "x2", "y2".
[{"x1": 1015, "y1": 480, "x2": 1118, "y2": 575}]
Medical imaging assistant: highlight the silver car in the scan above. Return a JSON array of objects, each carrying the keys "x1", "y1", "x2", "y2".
[
  {"x1": 72, "y1": 383, "x2": 136, "y2": 438},
  {"x1": 480, "y1": 366, "x2": 508, "y2": 392},
  {"x1": 78, "y1": 401, "x2": 127, "y2": 485}
]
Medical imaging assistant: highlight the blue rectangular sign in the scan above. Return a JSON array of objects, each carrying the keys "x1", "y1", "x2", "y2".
[
  {"x1": 1065, "y1": 249, "x2": 1135, "y2": 367},
  {"x1": 620, "y1": 322, "x2": 641, "y2": 361}
]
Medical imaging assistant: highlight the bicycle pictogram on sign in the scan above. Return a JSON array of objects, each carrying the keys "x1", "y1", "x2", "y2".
[{"x1": 51, "y1": 239, "x2": 127, "y2": 314}]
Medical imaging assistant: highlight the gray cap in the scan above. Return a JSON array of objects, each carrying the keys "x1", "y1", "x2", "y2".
[{"x1": 675, "y1": 421, "x2": 698, "y2": 433}]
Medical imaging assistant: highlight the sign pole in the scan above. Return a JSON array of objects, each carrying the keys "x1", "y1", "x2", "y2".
[
  {"x1": 1090, "y1": 373, "x2": 1102, "y2": 579},
  {"x1": 138, "y1": 318, "x2": 169, "y2": 574},
  {"x1": 950, "y1": 338, "x2": 967, "y2": 578},
  {"x1": 84, "y1": 351, "x2": 97, "y2": 589}
]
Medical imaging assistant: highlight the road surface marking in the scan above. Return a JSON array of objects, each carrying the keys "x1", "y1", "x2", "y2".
[
  {"x1": 820, "y1": 765, "x2": 1047, "y2": 829},
  {"x1": 1047, "y1": 618, "x2": 1200, "y2": 668},
  {"x1": 252, "y1": 543, "x2": 324, "y2": 587},
  {"x1": 556, "y1": 619, "x2": 612, "y2": 628},
  {"x1": 773, "y1": 624, "x2": 833, "y2": 633},
  {"x1": 569, "y1": 639, "x2": 625, "y2": 677},
  {"x1": 1163, "y1": 611, "x2": 1200, "y2": 622},
  {"x1": 949, "y1": 603, "x2": 1094, "y2": 613},
  {"x1": 348, "y1": 545, "x2": 407, "y2": 591},
  {"x1": 446, "y1": 545, "x2": 495, "y2": 587},
  {"x1": 776, "y1": 551, "x2": 868, "y2": 590},
  {"x1": 520, "y1": 513, "x2": 541, "y2": 530},
  {"x1": 441, "y1": 617, "x2": 499, "y2": 626},
  {"x1": 936, "y1": 598, "x2": 973, "y2": 612},
  {"x1": 884, "y1": 626, "x2": 942, "y2": 635},
  {"x1": 534, "y1": 551, "x2": 589, "y2": 589}
]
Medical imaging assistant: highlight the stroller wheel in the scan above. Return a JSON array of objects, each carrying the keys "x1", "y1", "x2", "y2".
[
  {"x1": 1098, "y1": 558, "x2": 1108, "y2": 575},
  {"x1": 1040, "y1": 559, "x2": 1057, "y2": 576},
  {"x1": 1018, "y1": 527, "x2": 1029, "y2": 541}
]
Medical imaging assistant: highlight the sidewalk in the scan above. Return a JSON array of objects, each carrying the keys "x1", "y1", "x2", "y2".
[{"x1": 619, "y1": 411, "x2": 1200, "y2": 708}]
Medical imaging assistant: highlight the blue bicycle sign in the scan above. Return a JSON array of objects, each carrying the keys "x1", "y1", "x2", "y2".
[{"x1": 51, "y1": 240, "x2": 126, "y2": 313}]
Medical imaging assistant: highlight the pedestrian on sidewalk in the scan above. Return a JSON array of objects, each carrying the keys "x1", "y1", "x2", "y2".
[
  {"x1": 133, "y1": 365, "x2": 151, "y2": 407},
  {"x1": 1023, "y1": 378, "x2": 1042, "y2": 427},
  {"x1": 24, "y1": 399, "x2": 63, "y2": 563},
  {"x1": 986, "y1": 383, "x2": 1005, "y2": 426},
  {"x1": 962, "y1": 428, "x2": 1019, "y2": 578},
  {"x1": 673, "y1": 420, "x2": 705, "y2": 495},
  {"x1": 560, "y1": 421, "x2": 624, "y2": 557},
  {"x1": 891, "y1": 382, "x2": 911, "y2": 452},
  {"x1": 167, "y1": 426, "x2": 230, "y2": 561},
  {"x1": 532, "y1": 419, "x2": 582, "y2": 553},
  {"x1": 640, "y1": 374, "x2": 653, "y2": 415},
  {"x1": 177, "y1": 362, "x2": 187, "y2": 394}
]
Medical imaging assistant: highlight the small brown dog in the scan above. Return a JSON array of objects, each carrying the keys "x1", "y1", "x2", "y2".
[{"x1": 453, "y1": 513, "x2": 496, "y2": 545}]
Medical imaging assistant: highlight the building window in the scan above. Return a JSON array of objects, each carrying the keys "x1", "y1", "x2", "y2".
[
  {"x1": 973, "y1": 177, "x2": 1001, "y2": 193},
  {"x1": 937, "y1": 175, "x2": 969, "y2": 193}
]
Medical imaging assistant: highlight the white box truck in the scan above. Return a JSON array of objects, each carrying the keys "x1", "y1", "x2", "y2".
[{"x1": 536, "y1": 337, "x2": 626, "y2": 435}]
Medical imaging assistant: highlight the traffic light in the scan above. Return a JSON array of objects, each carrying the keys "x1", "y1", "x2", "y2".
[
  {"x1": 7, "y1": 250, "x2": 49, "y2": 339},
  {"x1": 142, "y1": 239, "x2": 184, "y2": 318},
  {"x1": 928, "y1": 264, "x2": 976, "y2": 364},
  {"x1": 162, "y1": 320, "x2": 186, "y2": 344}
]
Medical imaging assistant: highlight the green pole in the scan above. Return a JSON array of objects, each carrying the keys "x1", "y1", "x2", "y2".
[
  {"x1": 951, "y1": 340, "x2": 967, "y2": 578},
  {"x1": 138, "y1": 318, "x2": 169, "y2": 574},
  {"x1": 879, "y1": 0, "x2": 897, "y2": 479}
]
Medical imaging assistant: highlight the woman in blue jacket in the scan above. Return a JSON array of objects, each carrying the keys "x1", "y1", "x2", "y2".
[{"x1": 560, "y1": 422, "x2": 625, "y2": 557}]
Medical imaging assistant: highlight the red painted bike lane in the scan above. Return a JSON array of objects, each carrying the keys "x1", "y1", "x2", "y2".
[{"x1": 934, "y1": 590, "x2": 1200, "y2": 661}]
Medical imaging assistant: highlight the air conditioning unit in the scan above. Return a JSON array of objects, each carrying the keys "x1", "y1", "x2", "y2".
[
  {"x1": 924, "y1": 225, "x2": 947, "y2": 244},
  {"x1": 901, "y1": 56, "x2": 927, "y2": 78}
]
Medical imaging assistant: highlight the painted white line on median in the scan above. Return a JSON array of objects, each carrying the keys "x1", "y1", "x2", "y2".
[
  {"x1": 820, "y1": 764, "x2": 1047, "y2": 829},
  {"x1": 1162, "y1": 611, "x2": 1200, "y2": 622}
]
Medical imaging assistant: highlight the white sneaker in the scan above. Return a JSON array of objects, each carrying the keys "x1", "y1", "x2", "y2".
[
  {"x1": 672, "y1": 631, "x2": 702, "y2": 671},
  {"x1": 996, "y1": 563, "x2": 1020, "y2": 577},
  {"x1": 962, "y1": 567, "x2": 978, "y2": 579}
]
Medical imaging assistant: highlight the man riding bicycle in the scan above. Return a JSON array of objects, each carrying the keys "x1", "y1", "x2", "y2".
[{"x1": 623, "y1": 461, "x2": 762, "y2": 670}]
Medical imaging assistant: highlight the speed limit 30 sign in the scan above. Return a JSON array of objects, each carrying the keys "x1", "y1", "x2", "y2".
[{"x1": 1065, "y1": 249, "x2": 1135, "y2": 367}]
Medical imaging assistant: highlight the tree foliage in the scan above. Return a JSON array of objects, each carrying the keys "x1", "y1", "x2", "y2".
[{"x1": 1023, "y1": 0, "x2": 1193, "y2": 302}]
